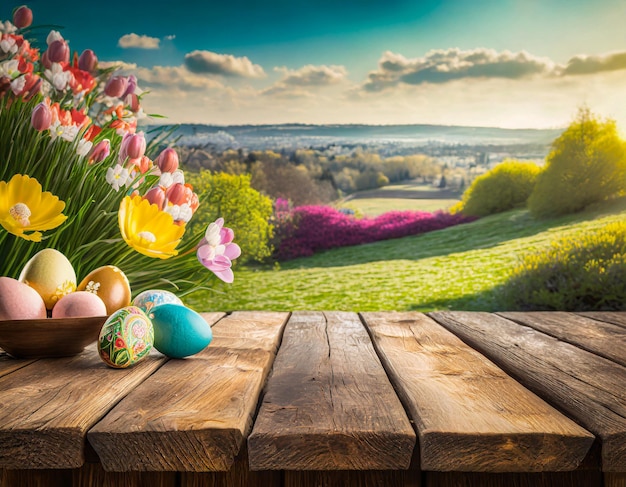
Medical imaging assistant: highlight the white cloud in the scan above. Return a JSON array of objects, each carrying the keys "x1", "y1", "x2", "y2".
[
  {"x1": 563, "y1": 50, "x2": 626, "y2": 75},
  {"x1": 118, "y1": 33, "x2": 160, "y2": 50},
  {"x1": 165, "y1": 35, "x2": 176, "y2": 41},
  {"x1": 262, "y1": 64, "x2": 348, "y2": 97},
  {"x1": 184, "y1": 50, "x2": 265, "y2": 78}
]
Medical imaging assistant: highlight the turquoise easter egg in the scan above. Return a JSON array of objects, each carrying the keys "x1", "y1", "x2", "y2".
[
  {"x1": 132, "y1": 289, "x2": 183, "y2": 313},
  {"x1": 98, "y1": 306, "x2": 154, "y2": 368},
  {"x1": 149, "y1": 304, "x2": 212, "y2": 358}
]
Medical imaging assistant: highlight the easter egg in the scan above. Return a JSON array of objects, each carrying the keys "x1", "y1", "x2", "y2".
[
  {"x1": 98, "y1": 306, "x2": 153, "y2": 368},
  {"x1": 0, "y1": 277, "x2": 47, "y2": 320},
  {"x1": 78, "y1": 265, "x2": 131, "y2": 315},
  {"x1": 132, "y1": 289, "x2": 183, "y2": 313},
  {"x1": 19, "y1": 249, "x2": 76, "y2": 310},
  {"x1": 149, "y1": 304, "x2": 212, "y2": 359},
  {"x1": 51, "y1": 291, "x2": 107, "y2": 319}
]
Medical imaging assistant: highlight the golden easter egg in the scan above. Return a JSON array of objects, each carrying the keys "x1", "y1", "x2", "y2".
[
  {"x1": 19, "y1": 249, "x2": 77, "y2": 310},
  {"x1": 78, "y1": 265, "x2": 131, "y2": 315}
]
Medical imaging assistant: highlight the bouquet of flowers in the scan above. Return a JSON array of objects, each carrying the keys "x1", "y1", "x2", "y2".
[{"x1": 0, "y1": 5, "x2": 240, "y2": 301}]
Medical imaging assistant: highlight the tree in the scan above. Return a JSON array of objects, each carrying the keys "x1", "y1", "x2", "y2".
[
  {"x1": 528, "y1": 108, "x2": 626, "y2": 217},
  {"x1": 452, "y1": 160, "x2": 541, "y2": 217}
]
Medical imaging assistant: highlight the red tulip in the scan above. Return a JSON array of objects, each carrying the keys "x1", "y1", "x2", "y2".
[
  {"x1": 31, "y1": 102, "x2": 52, "y2": 131},
  {"x1": 165, "y1": 183, "x2": 193, "y2": 206},
  {"x1": 13, "y1": 6, "x2": 33, "y2": 29}
]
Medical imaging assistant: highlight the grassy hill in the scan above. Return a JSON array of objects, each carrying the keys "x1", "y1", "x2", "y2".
[{"x1": 186, "y1": 197, "x2": 626, "y2": 312}]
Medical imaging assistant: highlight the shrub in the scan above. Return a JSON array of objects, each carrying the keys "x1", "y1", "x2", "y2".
[
  {"x1": 498, "y1": 222, "x2": 626, "y2": 310},
  {"x1": 454, "y1": 160, "x2": 541, "y2": 217},
  {"x1": 186, "y1": 171, "x2": 274, "y2": 263},
  {"x1": 528, "y1": 108, "x2": 626, "y2": 218},
  {"x1": 274, "y1": 206, "x2": 475, "y2": 260}
]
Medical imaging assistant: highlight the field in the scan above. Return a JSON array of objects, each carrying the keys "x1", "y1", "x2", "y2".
[
  {"x1": 186, "y1": 194, "x2": 626, "y2": 313},
  {"x1": 338, "y1": 181, "x2": 460, "y2": 216}
]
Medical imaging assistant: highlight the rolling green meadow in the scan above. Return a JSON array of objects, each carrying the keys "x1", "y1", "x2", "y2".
[{"x1": 186, "y1": 186, "x2": 626, "y2": 313}]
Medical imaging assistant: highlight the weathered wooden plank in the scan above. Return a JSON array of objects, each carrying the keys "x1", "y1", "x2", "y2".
[
  {"x1": 606, "y1": 472, "x2": 626, "y2": 487},
  {"x1": 284, "y1": 470, "x2": 421, "y2": 487},
  {"x1": 72, "y1": 464, "x2": 176, "y2": 487},
  {"x1": 0, "y1": 469, "x2": 74, "y2": 487},
  {"x1": 180, "y1": 445, "x2": 281, "y2": 487},
  {"x1": 0, "y1": 348, "x2": 36, "y2": 378},
  {"x1": 248, "y1": 311, "x2": 416, "y2": 471},
  {"x1": 578, "y1": 312, "x2": 626, "y2": 330},
  {"x1": 430, "y1": 311, "x2": 626, "y2": 472},
  {"x1": 0, "y1": 344, "x2": 167, "y2": 470},
  {"x1": 499, "y1": 312, "x2": 626, "y2": 367},
  {"x1": 362, "y1": 312, "x2": 594, "y2": 472},
  {"x1": 88, "y1": 311, "x2": 288, "y2": 472},
  {"x1": 424, "y1": 471, "x2": 602, "y2": 487}
]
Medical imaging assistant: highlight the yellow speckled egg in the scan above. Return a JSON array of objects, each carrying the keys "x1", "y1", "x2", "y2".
[
  {"x1": 77, "y1": 265, "x2": 131, "y2": 315},
  {"x1": 19, "y1": 249, "x2": 76, "y2": 310}
]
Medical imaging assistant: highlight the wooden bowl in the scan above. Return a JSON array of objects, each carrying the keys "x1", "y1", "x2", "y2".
[{"x1": 0, "y1": 316, "x2": 108, "y2": 359}]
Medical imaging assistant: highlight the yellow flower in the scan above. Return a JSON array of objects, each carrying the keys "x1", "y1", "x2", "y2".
[
  {"x1": 118, "y1": 195, "x2": 184, "y2": 259},
  {"x1": 0, "y1": 174, "x2": 67, "y2": 242}
]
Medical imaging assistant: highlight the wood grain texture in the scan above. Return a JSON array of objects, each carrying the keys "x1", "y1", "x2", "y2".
[
  {"x1": 72, "y1": 464, "x2": 176, "y2": 487},
  {"x1": 180, "y1": 445, "x2": 281, "y2": 487},
  {"x1": 361, "y1": 312, "x2": 593, "y2": 472},
  {"x1": 248, "y1": 311, "x2": 416, "y2": 471},
  {"x1": 430, "y1": 311, "x2": 626, "y2": 472},
  {"x1": 499, "y1": 312, "x2": 626, "y2": 367},
  {"x1": 88, "y1": 311, "x2": 288, "y2": 472},
  {"x1": 0, "y1": 349, "x2": 36, "y2": 378},
  {"x1": 284, "y1": 470, "x2": 421, "y2": 487},
  {"x1": 0, "y1": 346, "x2": 167, "y2": 469},
  {"x1": 424, "y1": 471, "x2": 602, "y2": 487},
  {"x1": 606, "y1": 473, "x2": 626, "y2": 487},
  {"x1": 578, "y1": 312, "x2": 626, "y2": 330},
  {"x1": 0, "y1": 469, "x2": 73, "y2": 487}
]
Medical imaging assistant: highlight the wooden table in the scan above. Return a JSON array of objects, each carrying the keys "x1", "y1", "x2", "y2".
[{"x1": 1, "y1": 311, "x2": 625, "y2": 487}]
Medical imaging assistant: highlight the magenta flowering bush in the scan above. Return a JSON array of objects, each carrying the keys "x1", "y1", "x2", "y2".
[{"x1": 274, "y1": 205, "x2": 476, "y2": 260}]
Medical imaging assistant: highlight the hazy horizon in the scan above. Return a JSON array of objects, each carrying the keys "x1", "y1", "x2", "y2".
[{"x1": 4, "y1": 0, "x2": 625, "y2": 129}]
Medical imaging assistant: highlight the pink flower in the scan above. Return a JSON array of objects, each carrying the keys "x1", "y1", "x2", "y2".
[
  {"x1": 89, "y1": 139, "x2": 110, "y2": 164},
  {"x1": 197, "y1": 218, "x2": 241, "y2": 283},
  {"x1": 47, "y1": 40, "x2": 69, "y2": 64},
  {"x1": 31, "y1": 101, "x2": 51, "y2": 131},
  {"x1": 155, "y1": 148, "x2": 179, "y2": 173},
  {"x1": 119, "y1": 131, "x2": 146, "y2": 162},
  {"x1": 122, "y1": 74, "x2": 137, "y2": 97},
  {"x1": 144, "y1": 186, "x2": 166, "y2": 209},
  {"x1": 13, "y1": 6, "x2": 33, "y2": 29},
  {"x1": 78, "y1": 49, "x2": 97, "y2": 72},
  {"x1": 104, "y1": 75, "x2": 128, "y2": 98}
]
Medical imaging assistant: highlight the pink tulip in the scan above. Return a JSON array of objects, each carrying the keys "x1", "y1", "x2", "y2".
[
  {"x1": 119, "y1": 132, "x2": 146, "y2": 161},
  {"x1": 78, "y1": 49, "x2": 98, "y2": 73},
  {"x1": 40, "y1": 50, "x2": 52, "y2": 69},
  {"x1": 31, "y1": 102, "x2": 52, "y2": 131},
  {"x1": 165, "y1": 183, "x2": 188, "y2": 206},
  {"x1": 156, "y1": 148, "x2": 179, "y2": 173},
  {"x1": 47, "y1": 40, "x2": 69, "y2": 64},
  {"x1": 124, "y1": 93, "x2": 140, "y2": 112},
  {"x1": 13, "y1": 6, "x2": 33, "y2": 29},
  {"x1": 144, "y1": 187, "x2": 166, "y2": 209},
  {"x1": 104, "y1": 75, "x2": 128, "y2": 98},
  {"x1": 89, "y1": 139, "x2": 110, "y2": 164},
  {"x1": 122, "y1": 75, "x2": 137, "y2": 97},
  {"x1": 196, "y1": 218, "x2": 241, "y2": 283}
]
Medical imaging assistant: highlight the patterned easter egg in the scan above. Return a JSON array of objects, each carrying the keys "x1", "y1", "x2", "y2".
[
  {"x1": 149, "y1": 304, "x2": 212, "y2": 359},
  {"x1": 98, "y1": 306, "x2": 153, "y2": 368},
  {"x1": 132, "y1": 289, "x2": 183, "y2": 314}
]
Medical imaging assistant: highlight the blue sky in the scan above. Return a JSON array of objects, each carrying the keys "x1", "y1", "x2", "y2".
[{"x1": 5, "y1": 0, "x2": 626, "y2": 127}]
